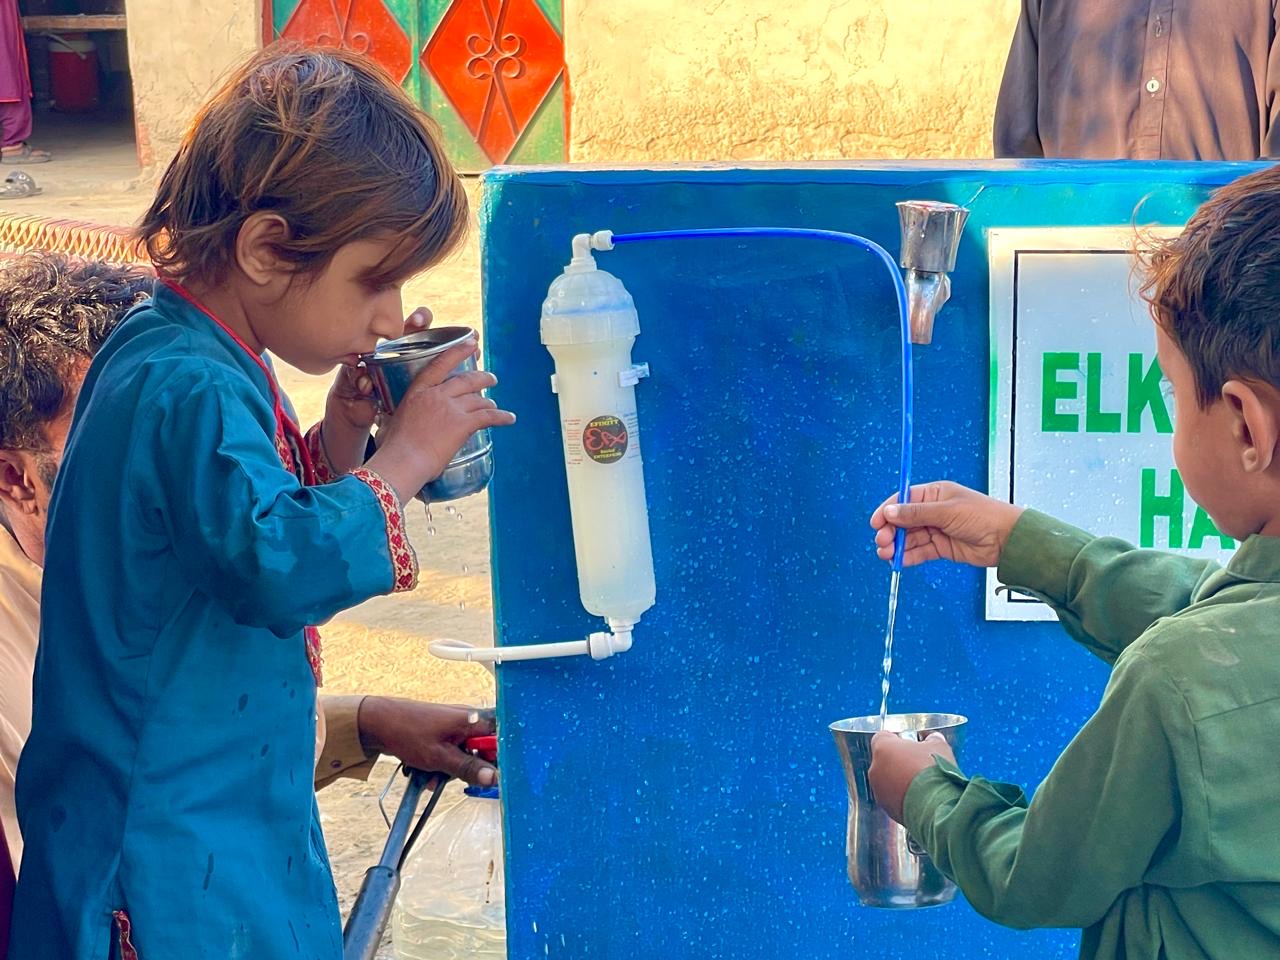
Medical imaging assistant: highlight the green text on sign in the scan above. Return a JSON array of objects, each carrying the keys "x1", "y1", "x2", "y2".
[
  {"x1": 1140, "y1": 468, "x2": 1233, "y2": 549},
  {"x1": 1041, "y1": 352, "x2": 1173, "y2": 435}
]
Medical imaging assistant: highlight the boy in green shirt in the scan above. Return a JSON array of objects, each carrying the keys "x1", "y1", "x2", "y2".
[{"x1": 867, "y1": 164, "x2": 1280, "y2": 960}]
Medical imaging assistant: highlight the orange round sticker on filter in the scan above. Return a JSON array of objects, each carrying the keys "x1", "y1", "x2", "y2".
[{"x1": 583, "y1": 415, "x2": 629, "y2": 463}]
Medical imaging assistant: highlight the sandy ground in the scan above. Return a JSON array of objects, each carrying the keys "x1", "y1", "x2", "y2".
[{"x1": 9, "y1": 114, "x2": 498, "y2": 956}]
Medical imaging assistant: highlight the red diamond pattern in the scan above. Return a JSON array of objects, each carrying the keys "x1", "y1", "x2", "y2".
[
  {"x1": 281, "y1": 0, "x2": 414, "y2": 84},
  {"x1": 424, "y1": 0, "x2": 565, "y2": 164}
]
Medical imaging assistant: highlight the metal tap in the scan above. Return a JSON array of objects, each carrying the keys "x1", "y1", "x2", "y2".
[{"x1": 896, "y1": 201, "x2": 970, "y2": 344}]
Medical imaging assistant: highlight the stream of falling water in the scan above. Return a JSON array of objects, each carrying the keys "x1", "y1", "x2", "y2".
[{"x1": 878, "y1": 569, "x2": 902, "y2": 728}]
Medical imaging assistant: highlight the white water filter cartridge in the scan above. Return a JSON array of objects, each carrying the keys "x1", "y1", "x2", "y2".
[{"x1": 540, "y1": 234, "x2": 656, "y2": 631}]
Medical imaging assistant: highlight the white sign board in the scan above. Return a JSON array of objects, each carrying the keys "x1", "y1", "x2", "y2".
[{"x1": 987, "y1": 227, "x2": 1236, "y2": 621}]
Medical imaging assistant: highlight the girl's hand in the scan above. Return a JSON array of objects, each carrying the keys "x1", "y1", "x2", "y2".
[
  {"x1": 320, "y1": 308, "x2": 432, "y2": 473},
  {"x1": 364, "y1": 336, "x2": 516, "y2": 503},
  {"x1": 870, "y1": 481, "x2": 1025, "y2": 569},
  {"x1": 358, "y1": 697, "x2": 498, "y2": 787},
  {"x1": 327, "y1": 307, "x2": 433, "y2": 434}
]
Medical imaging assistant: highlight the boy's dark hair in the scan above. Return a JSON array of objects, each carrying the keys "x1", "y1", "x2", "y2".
[
  {"x1": 138, "y1": 45, "x2": 467, "y2": 288},
  {"x1": 1140, "y1": 165, "x2": 1280, "y2": 407},
  {"x1": 0, "y1": 253, "x2": 153, "y2": 452}
]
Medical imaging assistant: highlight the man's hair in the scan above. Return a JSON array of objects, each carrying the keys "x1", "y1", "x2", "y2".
[
  {"x1": 137, "y1": 45, "x2": 468, "y2": 288},
  {"x1": 0, "y1": 254, "x2": 153, "y2": 452},
  {"x1": 1140, "y1": 165, "x2": 1280, "y2": 407}
]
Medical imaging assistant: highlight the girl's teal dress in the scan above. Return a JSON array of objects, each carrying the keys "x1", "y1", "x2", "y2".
[{"x1": 9, "y1": 282, "x2": 417, "y2": 959}]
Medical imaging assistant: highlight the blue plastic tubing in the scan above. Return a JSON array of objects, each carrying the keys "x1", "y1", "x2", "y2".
[{"x1": 608, "y1": 227, "x2": 914, "y2": 570}]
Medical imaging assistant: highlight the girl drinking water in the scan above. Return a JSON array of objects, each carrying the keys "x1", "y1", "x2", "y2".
[{"x1": 8, "y1": 47, "x2": 514, "y2": 959}]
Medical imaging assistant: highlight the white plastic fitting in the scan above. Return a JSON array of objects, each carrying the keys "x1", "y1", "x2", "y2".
[
  {"x1": 618, "y1": 362, "x2": 650, "y2": 388},
  {"x1": 568, "y1": 230, "x2": 616, "y2": 271}
]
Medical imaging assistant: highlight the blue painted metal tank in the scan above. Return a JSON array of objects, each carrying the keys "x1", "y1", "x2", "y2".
[{"x1": 478, "y1": 162, "x2": 1257, "y2": 959}]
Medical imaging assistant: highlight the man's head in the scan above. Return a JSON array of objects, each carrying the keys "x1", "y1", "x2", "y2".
[
  {"x1": 0, "y1": 254, "x2": 152, "y2": 564},
  {"x1": 1142, "y1": 165, "x2": 1280, "y2": 540}
]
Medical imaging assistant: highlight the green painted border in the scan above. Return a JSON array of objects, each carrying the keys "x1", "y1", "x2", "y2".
[
  {"x1": 506, "y1": 73, "x2": 565, "y2": 165},
  {"x1": 272, "y1": 0, "x2": 299, "y2": 36},
  {"x1": 420, "y1": 0, "x2": 447, "y2": 37},
  {"x1": 535, "y1": 0, "x2": 563, "y2": 34},
  {"x1": 415, "y1": 75, "x2": 492, "y2": 171}
]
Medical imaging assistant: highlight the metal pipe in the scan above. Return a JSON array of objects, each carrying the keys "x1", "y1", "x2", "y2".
[{"x1": 341, "y1": 770, "x2": 430, "y2": 960}]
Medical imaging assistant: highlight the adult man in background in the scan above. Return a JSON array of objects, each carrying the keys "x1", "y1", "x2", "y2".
[{"x1": 995, "y1": 0, "x2": 1280, "y2": 159}]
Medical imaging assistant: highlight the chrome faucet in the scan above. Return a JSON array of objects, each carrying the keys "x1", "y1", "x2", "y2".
[{"x1": 896, "y1": 201, "x2": 970, "y2": 344}]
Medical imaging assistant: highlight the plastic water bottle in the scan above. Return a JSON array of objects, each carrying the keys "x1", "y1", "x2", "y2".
[{"x1": 391, "y1": 778, "x2": 506, "y2": 960}]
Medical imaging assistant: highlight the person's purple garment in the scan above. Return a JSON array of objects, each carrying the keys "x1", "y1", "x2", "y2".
[
  {"x1": 0, "y1": 0, "x2": 31, "y2": 149},
  {"x1": 0, "y1": 0, "x2": 29, "y2": 104},
  {"x1": 0, "y1": 100, "x2": 30, "y2": 149},
  {"x1": 995, "y1": 0, "x2": 1280, "y2": 160}
]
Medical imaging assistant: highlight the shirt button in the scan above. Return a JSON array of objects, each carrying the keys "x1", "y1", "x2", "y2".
[{"x1": 1146, "y1": 77, "x2": 1162, "y2": 93}]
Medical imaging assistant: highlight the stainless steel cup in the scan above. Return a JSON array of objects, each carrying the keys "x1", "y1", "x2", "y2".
[
  {"x1": 829, "y1": 713, "x2": 967, "y2": 908},
  {"x1": 359, "y1": 326, "x2": 494, "y2": 503}
]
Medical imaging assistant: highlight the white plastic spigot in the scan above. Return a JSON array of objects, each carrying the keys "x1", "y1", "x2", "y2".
[{"x1": 428, "y1": 617, "x2": 637, "y2": 666}]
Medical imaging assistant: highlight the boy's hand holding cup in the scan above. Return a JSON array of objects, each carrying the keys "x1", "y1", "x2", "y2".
[
  {"x1": 867, "y1": 731, "x2": 956, "y2": 824},
  {"x1": 867, "y1": 481, "x2": 1022, "y2": 823},
  {"x1": 330, "y1": 307, "x2": 434, "y2": 429}
]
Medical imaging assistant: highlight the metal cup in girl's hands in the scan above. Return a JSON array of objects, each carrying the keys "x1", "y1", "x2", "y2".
[{"x1": 360, "y1": 326, "x2": 501, "y2": 502}]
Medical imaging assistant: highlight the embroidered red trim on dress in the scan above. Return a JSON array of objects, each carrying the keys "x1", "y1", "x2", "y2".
[
  {"x1": 351, "y1": 468, "x2": 418, "y2": 593},
  {"x1": 304, "y1": 626, "x2": 325, "y2": 687},
  {"x1": 275, "y1": 426, "x2": 296, "y2": 475},
  {"x1": 113, "y1": 910, "x2": 140, "y2": 960},
  {"x1": 304, "y1": 423, "x2": 340, "y2": 484}
]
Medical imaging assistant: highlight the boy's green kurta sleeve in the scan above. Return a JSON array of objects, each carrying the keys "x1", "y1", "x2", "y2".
[
  {"x1": 902, "y1": 644, "x2": 1198, "y2": 930},
  {"x1": 901, "y1": 511, "x2": 1280, "y2": 956},
  {"x1": 996, "y1": 510, "x2": 1220, "y2": 664}
]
